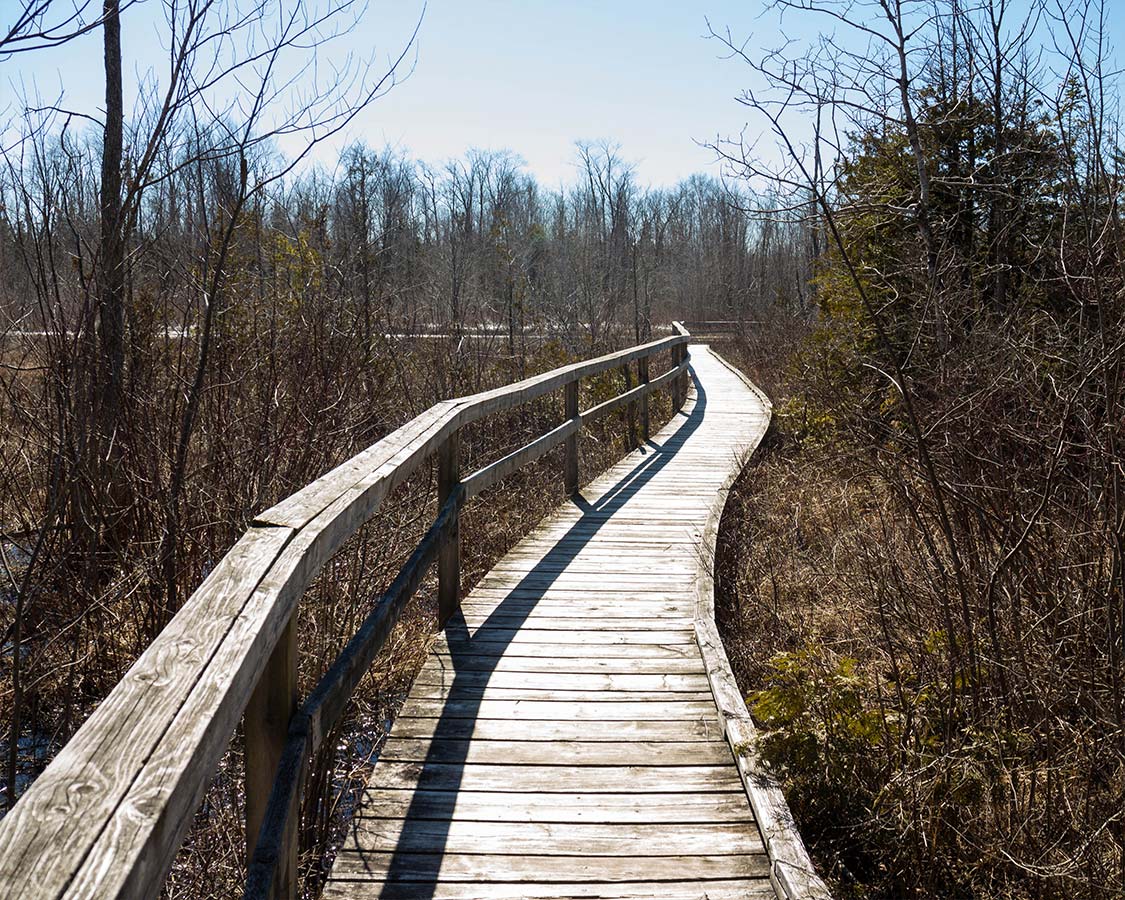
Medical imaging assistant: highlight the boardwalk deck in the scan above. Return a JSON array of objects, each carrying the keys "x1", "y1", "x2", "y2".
[{"x1": 323, "y1": 346, "x2": 781, "y2": 900}]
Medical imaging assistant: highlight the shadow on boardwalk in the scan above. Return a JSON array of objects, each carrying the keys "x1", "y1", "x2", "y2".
[{"x1": 341, "y1": 373, "x2": 707, "y2": 897}]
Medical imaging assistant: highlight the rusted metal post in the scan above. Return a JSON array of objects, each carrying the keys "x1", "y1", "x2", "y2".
[
  {"x1": 564, "y1": 379, "x2": 579, "y2": 494},
  {"x1": 438, "y1": 431, "x2": 461, "y2": 625},
  {"x1": 245, "y1": 618, "x2": 298, "y2": 900}
]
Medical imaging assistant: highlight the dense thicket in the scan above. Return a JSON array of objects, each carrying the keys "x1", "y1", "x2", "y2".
[{"x1": 714, "y1": 1, "x2": 1125, "y2": 898}]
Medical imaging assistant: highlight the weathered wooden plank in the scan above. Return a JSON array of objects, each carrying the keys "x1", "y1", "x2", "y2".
[
  {"x1": 378, "y1": 738, "x2": 733, "y2": 765},
  {"x1": 514, "y1": 534, "x2": 699, "y2": 546},
  {"x1": 526, "y1": 527, "x2": 703, "y2": 542},
  {"x1": 388, "y1": 718, "x2": 724, "y2": 743},
  {"x1": 472, "y1": 569, "x2": 698, "y2": 585},
  {"x1": 404, "y1": 684, "x2": 714, "y2": 703},
  {"x1": 457, "y1": 589, "x2": 692, "y2": 603},
  {"x1": 546, "y1": 510, "x2": 713, "y2": 521},
  {"x1": 458, "y1": 607, "x2": 697, "y2": 624},
  {"x1": 435, "y1": 640, "x2": 700, "y2": 659},
  {"x1": 328, "y1": 851, "x2": 770, "y2": 883},
  {"x1": 479, "y1": 549, "x2": 697, "y2": 562},
  {"x1": 463, "y1": 417, "x2": 579, "y2": 499},
  {"x1": 0, "y1": 525, "x2": 294, "y2": 900},
  {"x1": 457, "y1": 628, "x2": 697, "y2": 645},
  {"x1": 367, "y1": 763, "x2": 744, "y2": 794},
  {"x1": 427, "y1": 654, "x2": 707, "y2": 674},
  {"x1": 396, "y1": 698, "x2": 719, "y2": 721},
  {"x1": 256, "y1": 402, "x2": 458, "y2": 529},
  {"x1": 410, "y1": 669, "x2": 710, "y2": 692},
  {"x1": 472, "y1": 575, "x2": 696, "y2": 592},
  {"x1": 481, "y1": 558, "x2": 693, "y2": 576},
  {"x1": 323, "y1": 879, "x2": 776, "y2": 900},
  {"x1": 490, "y1": 551, "x2": 698, "y2": 566},
  {"x1": 342, "y1": 819, "x2": 762, "y2": 856},
  {"x1": 480, "y1": 559, "x2": 698, "y2": 575},
  {"x1": 458, "y1": 599, "x2": 695, "y2": 615},
  {"x1": 351, "y1": 789, "x2": 756, "y2": 824},
  {"x1": 530, "y1": 516, "x2": 703, "y2": 527},
  {"x1": 461, "y1": 615, "x2": 697, "y2": 632}
]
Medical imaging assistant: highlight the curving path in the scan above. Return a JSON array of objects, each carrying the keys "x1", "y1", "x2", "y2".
[{"x1": 322, "y1": 346, "x2": 825, "y2": 900}]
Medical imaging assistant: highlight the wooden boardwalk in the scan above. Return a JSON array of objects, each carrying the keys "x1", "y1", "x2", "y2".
[
  {"x1": 0, "y1": 330, "x2": 828, "y2": 900},
  {"x1": 323, "y1": 346, "x2": 779, "y2": 900}
]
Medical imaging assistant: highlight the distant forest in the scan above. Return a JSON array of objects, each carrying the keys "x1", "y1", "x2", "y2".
[{"x1": 1, "y1": 139, "x2": 807, "y2": 342}]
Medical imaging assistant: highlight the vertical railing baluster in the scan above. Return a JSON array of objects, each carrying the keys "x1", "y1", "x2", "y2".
[
  {"x1": 671, "y1": 344, "x2": 683, "y2": 411},
  {"x1": 244, "y1": 618, "x2": 298, "y2": 900},
  {"x1": 564, "y1": 379, "x2": 579, "y2": 494},
  {"x1": 639, "y1": 354, "x2": 650, "y2": 441},
  {"x1": 438, "y1": 431, "x2": 461, "y2": 625},
  {"x1": 620, "y1": 363, "x2": 636, "y2": 450},
  {"x1": 679, "y1": 344, "x2": 690, "y2": 409}
]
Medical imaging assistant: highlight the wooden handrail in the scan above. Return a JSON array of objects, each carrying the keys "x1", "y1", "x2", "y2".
[
  {"x1": 679, "y1": 319, "x2": 757, "y2": 331},
  {"x1": 0, "y1": 325, "x2": 692, "y2": 900}
]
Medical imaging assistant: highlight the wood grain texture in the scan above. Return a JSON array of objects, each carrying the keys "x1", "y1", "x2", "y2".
[
  {"x1": 329, "y1": 346, "x2": 813, "y2": 900},
  {"x1": 0, "y1": 329, "x2": 692, "y2": 900},
  {"x1": 351, "y1": 789, "x2": 758, "y2": 823},
  {"x1": 342, "y1": 819, "x2": 762, "y2": 855},
  {"x1": 411, "y1": 667, "x2": 708, "y2": 689},
  {"x1": 365, "y1": 762, "x2": 745, "y2": 793},
  {"x1": 327, "y1": 851, "x2": 770, "y2": 882},
  {"x1": 378, "y1": 738, "x2": 734, "y2": 765},
  {"x1": 0, "y1": 525, "x2": 295, "y2": 900},
  {"x1": 323, "y1": 880, "x2": 776, "y2": 900},
  {"x1": 462, "y1": 416, "x2": 578, "y2": 499},
  {"x1": 387, "y1": 718, "x2": 726, "y2": 743},
  {"x1": 0, "y1": 338, "x2": 817, "y2": 900}
]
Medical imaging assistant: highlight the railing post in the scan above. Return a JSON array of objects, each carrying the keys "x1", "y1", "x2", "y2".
[
  {"x1": 639, "y1": 355, "x2": 650, "y2": 440},
  {"x1": 671, "y1": 344, "x2": 683, "y2": 411},
  {"x1": 245, "y1": 618, "x2": 298, "y2": 900},
  {"x1": 620, "y1": 364, "x2": 637, "y2": 450},
  {"x1": 438, "y1": 431, "x2": 461, "y2": 625},
  {"x1": 679, "y1": 344, "x2": 690, "y2": 409},
  {"x1": 564, "y1": 379, "x2": 579, "y2": 494}
]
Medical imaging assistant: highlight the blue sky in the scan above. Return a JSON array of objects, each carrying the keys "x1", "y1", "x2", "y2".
[
  {"x1": 1, "y1": 0, "x2": 768, "y2": 187},
  {"x1": 356, "y1": 0, "x2": 761, "y2": 187},
  {"x1": 4, "y1": 1, "x2": 1123, "y2": 189}
]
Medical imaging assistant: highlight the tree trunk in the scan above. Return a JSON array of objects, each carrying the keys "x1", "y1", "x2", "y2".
[{"x1": 95, "y1": 0, "x2": 128, "y2": 550}]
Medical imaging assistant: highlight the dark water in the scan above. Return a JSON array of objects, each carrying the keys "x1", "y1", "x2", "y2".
[
  {"x1": 1, "y1": 537, "x2": 30, "y2": 603},
  {"x1": 0, "y1": 732, "x2": 58, "y2": 811}
]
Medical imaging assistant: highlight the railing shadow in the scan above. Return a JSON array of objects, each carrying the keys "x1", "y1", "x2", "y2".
[{"x1": 350, "y1": 370, "x2": 707, "y2": 896}]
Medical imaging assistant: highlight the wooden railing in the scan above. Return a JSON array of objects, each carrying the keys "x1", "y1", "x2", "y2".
[
  {"x1": 679, "y1": 319, "x2": 758, "y2": 336},
  {"x1": 0, "y1": 325, "x2": 692, "y2": 900}
]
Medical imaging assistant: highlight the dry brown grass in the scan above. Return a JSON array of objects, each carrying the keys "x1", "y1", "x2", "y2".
[{"x1": 713, "y1": 334, "x2": 1125, "y2": 900}]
